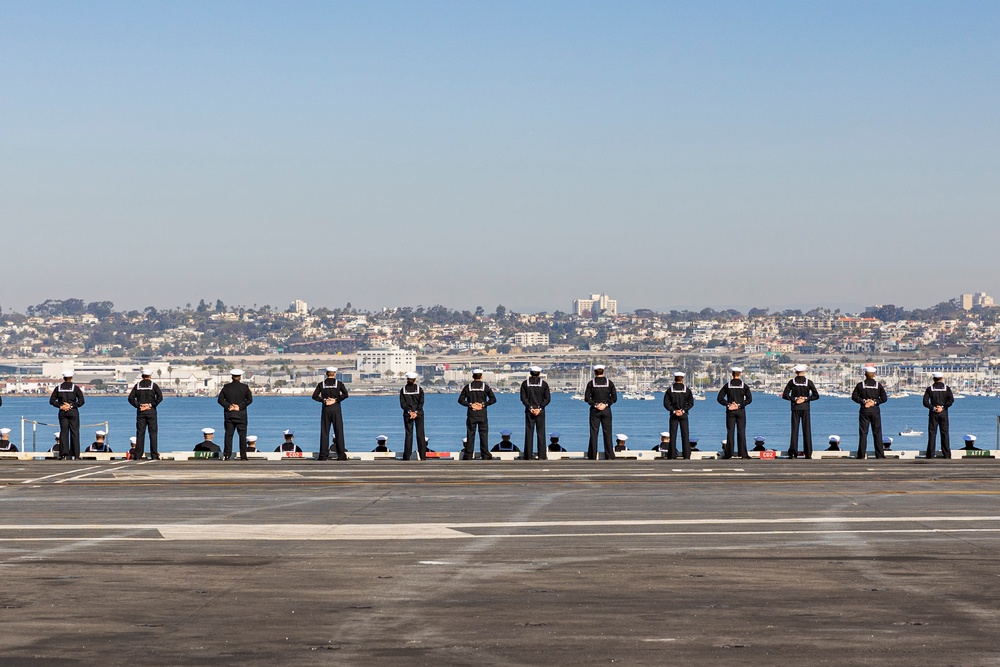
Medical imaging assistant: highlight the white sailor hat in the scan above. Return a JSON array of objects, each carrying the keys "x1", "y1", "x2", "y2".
[
  {"x1": 730, "y1": 366, "x2": 743, "y2": 373},
  {"x1": 462, "y1": 438, "x2": 467, "y2": 443},
  {"x1": 325, "y1": 366, "x2": 338, "y2": 373},
  {"x1": 829, "y1": 435, "x2": 841, "y2": 443},
  {"x1": 964, "y1": 434, "x2": 977, "y2": 442},
  {"x1": 863, "y1": 365, "x2": 877, "y2": 373},
  {"x1": 931, "y1": 371, "x2": 944, "y2": 379},
  {"x1": 141, "y1": 368, "x2": 153, "y2": 375},
  {"x1": 659, "y1": 432, "x2": 670, "y2": 438},
  {"x1": 673, "y1": 371, "x2": 686, "y2": 377},
  {"x1": 283, "y1": 429, "x2": 294, "y2": 436},
  {"x1": 202, "y1": 427, "x2": 215, "y2": 435},
  {"x1": 793, "y1": 364, "x2": 808, "y2": 373},
  {"x1": 376, "y1": 435, "x2": 388, "y2": 442},
  {"x1": 54, "y1": 433, "x2": 60, "y2": 439},
  {"x1": 882, "y1": 436, "x2": 893, "y2": 444},
  {"x1": 129, "y1": 436, "x2": 137, "y2": 445},
  {"x1": 549, "y1": 432, "x2": 560, "y2": 438},
  {"x1": 529, "y1": 366, "x2": 542, "y2": 373},
  {"x1": 247, "y1": 435, "x2": 257, "y2": 442},
  {"x1": 472, "y1": 368, "x2": 484, "y2": 375},
  {"x1": 593, "y1": 364, "x2": 606, "y2": 371},
  {"x1": 405, "y1": 372, "x2": 418, "y2": 379},
  {"x1": 230, "y1": 368, "x2": 244, "y2": 376},
  {"x1": 500, "y1": 429, "x2": 512, "y2": 437},
  {"x1": 62, "y1": 369, "x2": 74, "y2": 377},
  {"x1": 754, "y1": 435, "x2": 766, "y2": 443},
  {"x1": 0, "y1": 428, "x2": 10, "y2": 435},
  {"x1": 95, "y1": 430, "x2": 106, "y2": 437},
  {"x1": 615, "y1": 433, "x2": 628, "y2": 441}
]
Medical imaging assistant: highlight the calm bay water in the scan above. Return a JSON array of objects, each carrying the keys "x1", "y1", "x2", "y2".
[{"x1": 3, "y1": 392, "x2": 999, "y2": 453}]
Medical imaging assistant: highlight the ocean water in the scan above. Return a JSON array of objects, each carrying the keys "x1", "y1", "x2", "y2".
[{"x1": 3, "y1": 392, "x2": 998, "y2": 454}]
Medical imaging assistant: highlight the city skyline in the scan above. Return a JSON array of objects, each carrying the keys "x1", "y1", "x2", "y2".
[{"x1": 2, "y1": 2, "x2": 998, "y2": 313}]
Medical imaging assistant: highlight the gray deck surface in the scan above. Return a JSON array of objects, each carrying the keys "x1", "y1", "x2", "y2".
[{"x1": 1, "y1": 459, "x2": 998, "y2": 665}]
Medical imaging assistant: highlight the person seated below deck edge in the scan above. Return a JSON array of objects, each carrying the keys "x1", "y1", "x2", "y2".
[
  {"x1": 371, "y1": 434, "x2": 389, "y2": 453},
  {"x1": 0, "y1": 428, "x2": 18, "y2": 452},
  {"x1": 85, "y1": 430, "x2": 112, "y2": 453},
  {"x1": 613, "y1": 433, "x2": 629, "y2": 452},
  {"x1": 246, "y1": 435, "x2": 258, "y2": 452},
  {"x1": 651, "y1": 432, "x2": 671, "y2": 455},
  {"x1": 276, "y1": 429, "x2": 302, "y2": 453},
  {"x1": 547, "y1": 432, "x2": 566, "y2": 452},
  {"x1": 194, "y1": 428, "x2": 221, "y2": 456},
  {"x1": 491, "y1": 429, "x2": 520, "y2": 453}
]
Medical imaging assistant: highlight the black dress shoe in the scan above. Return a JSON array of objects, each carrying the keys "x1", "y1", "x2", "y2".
[
  {"x1": 337, "y1": 455, "x2": 348, "y2": 461},
  {"x1": 480, "y1": 452, "x2": 493, "y2": 460}
]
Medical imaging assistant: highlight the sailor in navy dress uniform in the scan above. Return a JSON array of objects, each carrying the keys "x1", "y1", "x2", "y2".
[
  {"x1": 458, "y1": 369, "x2": 497, "y2": 460},
  {"x1": 276, "y1": 429, "x2": 303, "y2": 453},
  {"x1": 49, "y1": 370, "x2": 85, "y2": 459},
  {"x1": 49, "y1": 433, "x2": 61, "y2": 454},
  {"x1": 372, "y1": 434, "x2": 390, "y2": 453},
  {"x1": 781, "y1": 364, "x2": 820, "y2": 459},
  {"x1": 962, "y1": 434, "x2": 981, "y2": 451},
  {"x1": 717, "y1": 367, "x2": 752, "y2": 459},
  {"x1": 128, "y1": 368, "x2": 164, "y2": 460},
  {"x1": 613, "y1": 434, "x2": 629, "y2": 453},
  {"x1": 399, "y1": 372, "x2": 426, "y2": 460},
  {"x1": 688, "y1": 437, "x2": 700, "y2": 452},
  {"x1": 85, "y1": 430, "x2": 112, "y2": 453},
  {"x1": 923, "y1": 372, "x2": 954, "y2": 459},
  {"x1": 491, "y1": 429, "x2": 521, "y2": 454},
  {"x1": 662, "y1": 372, "x2": 694, "y2": 459},
  {"x1": 125, "y1": 437, "x2": 138, "y2": 459},
  {"x1": 584, "y1": 365, "x2": 617, "y2": 460},
  {"x1": 0, "y1": 428, "x2": 17, "y2": 452},
  {"x1": 217, "y1": 369, "x2": 253, "y2": 460},
  {"x1": 752, "y1": 435, "x2": 767, "y2": 452},
  {"x1": 651, "y1": 432, "x2": 671, "y2": 457},
  {"x1": 547, "y1": 432, "x2": 566, "y2": 453},
  {"x1": 245, "y1": 435, "x2": 258, "y2": 452},
  {"x1": 851, "y1": 365, "x2": 888, "y2": 459},
  {"x1": 313, "y1": 367, "x2": 349, "y2": 460},
  {"x1": 520, "y1": 366, "x2": 551, "y2": 460},
  {"x1": 194, "y1": 427, "x2": 221, "y2": 457},
  {"x1": 826, "y1": 435, "x2": 842, "y2": 451}
]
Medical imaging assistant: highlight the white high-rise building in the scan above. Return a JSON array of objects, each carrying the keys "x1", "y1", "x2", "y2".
[
  {"x1": 513, "y1": 332, "x2": 550, "y2": 347},
  {"x1": 292, "y1": 300, "x2": 308, "y2": 316},
  {"x1": 356, "y1": 348, "x2": 417, "y2": 375},
  {"x1": 960, "y1": 292, "x2": 994, "y2": 310},
  {"x1": 573, "y1": 293, "x2": 617, "y2": 317}
]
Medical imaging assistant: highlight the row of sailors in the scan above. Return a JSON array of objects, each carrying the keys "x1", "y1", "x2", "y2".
[{"x1": 2, "y1": 427, "x2": 983, "y2": 457}]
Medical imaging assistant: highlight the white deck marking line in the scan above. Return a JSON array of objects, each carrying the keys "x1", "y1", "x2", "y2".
[
  {"x1": 1, "y1": 516, "x2": 999, "y2": 532},
  {"x1": 18, "y1": 465, "x2": 100, "y2": 485},
  {"x1": 2, "y1": 528, "x2": 1000, "y2": 542},
  {"x1": 54, "y1": 460, "x2": 132, "y2": 483}
]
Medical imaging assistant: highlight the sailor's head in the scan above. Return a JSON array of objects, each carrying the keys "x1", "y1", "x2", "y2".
[
  {"x1": 549, "y1": 431, "x2": 560, "y2": 443},
  {"x1": 405, "y1": 372, "x2": 418, "y2": 385},
  {"x1": 283, "y1": 429, "x2": 294, "y2": 441},
  {"x1": 500, "y1": 429, "x2": 512, "y2": 441},
  {"x1": 94, "y1": 430, "x2": 106, "y2": 442},
  {"x1": 754, "y1": 436, "x2": 766, "y2": 445},
  {"x1": 593, "y1": 364, "x2": 605, "y2": 376},
  {"x1": 202, "y1": 427, "x2": 215, "y2": 440},
  {"x1": 141, "y1": 368, "x2": 153, "y2": 379},
  {"x1": 54, "y1": 433, "x2": 61, "y2": 442},
  {"x1": 932, "y1": 372, "x2": 944, "y2": 382},
  {"x1": 472, "y1": 369, "x2": 483, "y2": 380},
  {"x1": 62, "y1": 370, "x2": 74, "y2": 380},
  {"x1": 325, "y1": 366, "x2": 338, "y2": 378},
  {"x1": 246, "y1": 435, "x2": 257, "y2": 447},
  {"x1": 615, "y1": 433, "x2": 628, "y2": 445},
  {"x1": 689, "y1": 437, "x2": 699, "y2": 446},
  {"x1": 730, "y1": 366, "x2": 743, "y2": 378},
  {"x1": 673, "y1": 372, "x2": 685, "y2": 382},
  {"x1": 882, "y1": 436, "x2": 893, "y2": 445},
  {"x1": 129, "y1": 436, "x2": 137, "y2": 448},
  {"x1": 793, "y1": 364, "x2": 807, "y2": 376},
  {"x1": 964, "y1": 434, "x2": 977, "y2": 444},
  {"x1": 529, "y1": 366, "x2": 542, "y2": 377},
  {"x1": 0, "y1": 428, "x2": 9, "y2": 441},
  {"x1": 829, "y1": 435, "x2": 841, "y2": 444},
  {"x1": 230, "y1": 369, "x2": 244, "y2": 380},
  {"x1": 660, "y1": 432, "x2": 670, "y2": 442},
  {"x1": 863, "y1": 365, "x2": 877, "y2": 378},
  {"x1": 376, "y1": 435, "x2": 388, "y2": 445}
]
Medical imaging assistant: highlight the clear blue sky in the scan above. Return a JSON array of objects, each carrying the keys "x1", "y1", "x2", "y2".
[{"x1": 2, "y1": 1, "x2": 998, "y2": 314}]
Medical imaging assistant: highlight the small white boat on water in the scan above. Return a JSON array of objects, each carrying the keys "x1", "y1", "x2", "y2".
[{"x1": 899, "y1": 427, "x2": 924, "y2": 437}]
